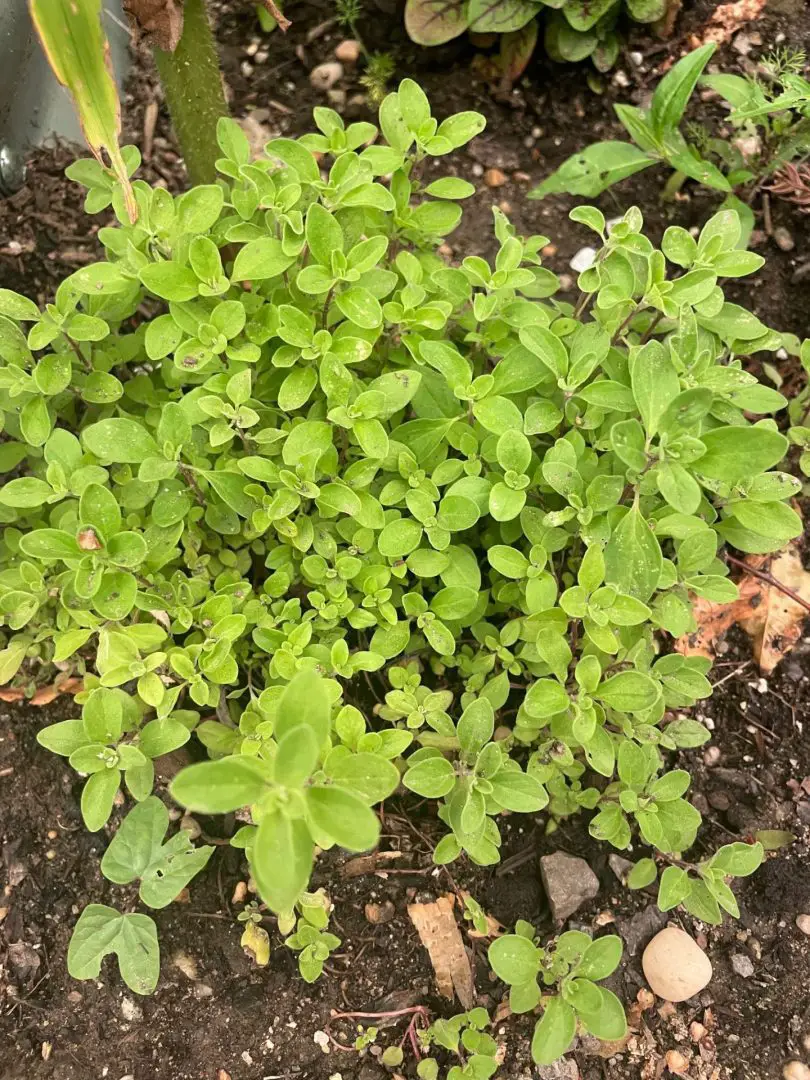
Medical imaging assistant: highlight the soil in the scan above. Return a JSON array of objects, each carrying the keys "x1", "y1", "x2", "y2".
[{"x1": 2, "y1": 1, "x2": 810, "y2": 1078}]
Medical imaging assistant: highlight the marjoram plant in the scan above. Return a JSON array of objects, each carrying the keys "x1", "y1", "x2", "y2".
[{"x1": 0, "y1": 78, "x2": 792, "y2": 1056}]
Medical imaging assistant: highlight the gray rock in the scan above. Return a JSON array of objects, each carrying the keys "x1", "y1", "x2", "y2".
[
  {"x1": 537, "y1": 1059, "x2": 578, "y2": 1079},
  {"x1": 608, "y1": 854, "x2": 634, "y2": 884},
  {"x1": 540, "y1": 852, "x2": 599, "y2": 923},
  {"x1": 731, "y1": 953, "x2": 754, "y2": 978},
  {"x1": 616, "y1": 905, "x2": 668, "y2": 957}
]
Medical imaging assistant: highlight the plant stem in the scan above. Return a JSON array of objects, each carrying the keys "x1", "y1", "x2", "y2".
[{"x1": 152, "y1": 0, "x2": 228, "y2": 186}]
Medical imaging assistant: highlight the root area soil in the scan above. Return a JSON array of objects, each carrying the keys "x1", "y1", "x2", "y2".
[{"x1": 2, "y1": 1, "x2": 810, "y2": 1077}]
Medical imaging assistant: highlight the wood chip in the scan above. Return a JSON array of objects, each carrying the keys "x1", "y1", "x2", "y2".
[
  {"x1": 689, "y1": 0, "x2": 766, "y2": 47},
  {"x1": 407, "y1": 893, "x2": 474, "y2": 1008}
]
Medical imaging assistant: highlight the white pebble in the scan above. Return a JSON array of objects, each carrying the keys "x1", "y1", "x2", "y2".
[{"x1": 569, "y1": 246, "x2": 597, "y2": 273}]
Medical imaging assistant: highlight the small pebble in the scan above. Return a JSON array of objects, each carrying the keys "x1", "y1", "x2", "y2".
[
  {"x1": 335, "y1": 39, "x2": 361, "y2": 63},
  {"x1": 365, "y1": 900, "x2": 395, "y2": 924},
  {"x1": 471, "y1": 163, "x2": 484, "y2": 177},
  {"x1": 613, "y1": 70, "x2": 630, "y2": 88},
  {"x1": 314, "y1": 1030, "x2": 330, "y2": 1053},
  {"x1": 630, "y1": 51, "x2": 644, "y2": 66},
  {"x1": 121, "y1": 997, "x2": 142, "y2": 1022},
  {"x1": 784, "y1": 1065, "x2": 810, "y2": 1080},
  {"x1": 484, "y1": 168, "x2": 507, "y2": 188},
  {"x1": 795, "y1": 914, "x2": 810, "y2": 935},
  {"x1": 194, "y1": 983, "x2": 214, "y2": 999},
  {"x1": 731, "y1": 953, "x2": 754, "y2": 978},
  {"x1": 327, "y1": 89, "x2": 347, "y2": 107},
  {"x1": 773, "y1": 226, "x2": 795, "y2": 252},
  {"x1": 666, "y1": 1050, "x2": 689, "y2": 1073},
  {"x1": 310, "y1": 62, "x2": 343, "y2": 92},
  {"x1": 690, "y1": 1021, "x2": 707, "y2": 1042},
  {"x1": 642, "y1": 927, "x2": 713, "y2": 1002},
  {"x1": 569, "y1": 246, "x2": 597, "y2": 273}
]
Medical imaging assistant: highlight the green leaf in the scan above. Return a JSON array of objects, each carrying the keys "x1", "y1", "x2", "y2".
[
  {"x1": 170, "y1": 757, "x2": 268, "y2": 813},
  {"x1": 489, "y1": 770, "x2": 548, "y2": 812},
  {"x1": 0, "y1": 478, "x2": 54, "y2": 509},
  {"x1": 657, "y1": 865, "x2": 692, "y2": 910},
  {"x1": 531, "y1": 996, "x2": 576, "y2": 1066},
  {"x1": 403, "y1": 756, "x2": 457, "y2": 798},
  {"x1": 68, "y1": 904, "x2": 159, "y2": 994},
  {"x1": 83, "y1": 419, "x2": 159, "y2": 464},
  {"x1": 578, "y1": 985, "x2": 627, "y2": 1040},
  {"x1": 631, "y1": 341, "x2": 679, "y2": 437},
  {"x1": 328, "y1": 753, "x2": 400, "y2": 804},
  {"x1": 81, "y1": 768, "x2": 120, "y2": 832},
  {"x1": 306, "y1": 785, "x2": 381, "y2": 851},
  {"x1": 697, "y1": 426, "x2": 788, "y2": 486},
  {"x1": 232, "y1": 237, "x2": 296, "y2": 281},
  {"x1": 458, "y1": 698, "x2": 495, "y2": 756},
  {"x1": 100, "y1": 797, "x2": 214, "y2": 908},
  {"x1": 710, "y1": 841, "x2": 763, "y2": 877},
  {"x1": 650, "y1": 43, "x2": 716, "y2": 138},
  {"x1": 576, "y1": 935, "x2": 623, "y2": 980},
  {"x1": 336, "y1": 287, "x2": 383, "y2": 329},
  {"x1": 531, "y1": 142, "x2": 655, "y2": 200},
  {"x1": 467, "y1": 0, "x2": 538, "y2": 33},
  {"x1": 488, "y1": 933, "x2": 540, "y2": 985},
  {"x1": 604, "y1": 506, "x2": 662, "y2": 603},
  {"x1": 626, "y1": 858, "x2": 657, "y2": 889},
  {"x1": 276, "y1": 668, "x2": 332, "y2": 745},
  {"x1": 251, "y1": 811, "x2": 314, "y2": 914},
  {"x1": 597, "y1": 671, "x2": 660, "y2": 713}
]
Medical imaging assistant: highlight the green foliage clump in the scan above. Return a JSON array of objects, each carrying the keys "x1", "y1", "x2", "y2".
[
  {"x1": 533, "y1": 43, "x2": 810, "y2": 240},
  {"x1": 489, "y1": 926, "x2": 624, "y2": 1064},
  {"x1": 404, "y1": 0, "x2": 670, "y2": 73},
  {"x1": 417, "y1": 1007, "x2": 499, "y2": 1079},
  {"x1": 0, "y1": 80, "x2": 789, "y2": 1007}
]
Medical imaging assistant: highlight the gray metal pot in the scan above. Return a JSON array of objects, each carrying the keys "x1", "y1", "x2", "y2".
[{"x1": 0, "y1": 0, "x2": 130, "y2": 194}]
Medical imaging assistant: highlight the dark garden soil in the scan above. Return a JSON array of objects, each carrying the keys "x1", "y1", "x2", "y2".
[{"x1": 2, "y1": 1, "x2": 810, "y2": 1078}]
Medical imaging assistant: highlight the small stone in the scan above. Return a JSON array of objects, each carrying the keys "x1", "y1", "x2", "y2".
[
  {"x1": 121, "y1": 997, "x2": 142, "y2": 1021},
  {"x1": 314, "y1": 1030, "x2": 331, "y2": 1053},
  {"x1": 310, "y1": 62, "x2": 344, "y2": 92},
  {"x1": 335, "y1": 39, "x2": 361, "y2": 63},
  {"x1": 241, "y1": 61, "x2": 254, "y2": 78},
  {"x1": 666, "y1": 1050, "x2": 689, "y2": 1074},
  {"x1": 542, "y1": 243, "x2": 558, "y2": 257},
  {"x1": 690, "y1": 1021, "x2": 707, "y2": 1042},
  {"x1": 784, "y1": 1064, "x2": 810, "y2": 1080},
  {"x1": 172, "y1": 951, "x2": 198, "y2": 980},
  {"x1": 365, "y1": 900, "x2": 395, "y2": 924},
  {"x1": 241, "y1": 1052, "x2": 254, "y2": 1066},
  {"x1": 232, "y1": 881, "x2": 248, "y2": 905},
  {"x1": 613, "y1": 69, "x2": 630, "y2": 88},
  {"x1": 513, "y1": 170, "x2": 531, "y2": 183},
  {"x1": 557, "y1": 274, "x2": 574, "y2": 291},
  {"x1": 773, "y1": 226, "x2": 795, "y2": 252},
  {"x1": 327, "y1": 89, "x2": 347, "y2": 107},
  {"x1": 471, "y1": 163, "x2": 484, "y2": 177},
  {"x1": 194, "y1": 983, "x2": 214, "y2": 999},
  {"x1": 569, "y1": 246, "x2": 597, "y2": 273},
  {"x1": 484, "y1": 168, "x2": 508, "y2": 188},
  {"x1": 642, "y1": 927, "x2": 713, "y2": 1002},
  {"x1": 608, "y1": 854, "x2": 634, "y2": 884},
  {"x1": 731, "y1": 953, "x2": 754, "y2": 978},
  {"x1": 630, "y1": 50, "x2": 644, "y2": 66},
  {"x1": 796, "y1": 914, "x2": 810, "y2": 935},
  {"x1": 540, "y1": 852, "x2": 600, "y2": 923},
  {"x1": 536, "y1": 1059, "x2": 578, "y2": 1079},
  {"x1": 777, "y1": 347, "x2": 789, "y2": 360},
  {"x1": 438, "y1": 243, "x2": 453, "y2": 258}
]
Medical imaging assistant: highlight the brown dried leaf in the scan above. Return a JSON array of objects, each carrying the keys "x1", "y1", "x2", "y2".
[
  {"x1": 688, "y1": 0, "x2": 766, "y2": 47},
  {"x1": 675, "y1": 544, "x2": 810, "y2": 674},
  {"x1": 407, "y1": 893, "x2": 475, "y2": 1008},
  {"x1": 341, "y1": 850, "x2": 404, "y2": 878},
  {"x1": 124, "y1": 0, "x2": 184, "y2": 51},
  {"x1": 0, "y1": 677, "x2": 83, "y2": 706},
  {"x1": 737, "y1": 547, "x2": 810, "y2": 673}
]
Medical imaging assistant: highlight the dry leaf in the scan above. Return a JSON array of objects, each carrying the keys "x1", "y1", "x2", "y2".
[
  {"x1": 676, "y1": 544, "x2": 810, "y2": 674},
  {"x1": 124, "y1": 0, "x2": 184, "y2": 51},
  {"x1": 407, "y1": 893, "x2": 475, "y2": 1008},
  {"x1": 241, "y1": 922, "x2": 270, "y2": 966},
  {"x1": 689, "y1": 0, "x2": 766, "y2": 47},
  {"x1": 0, "y1": 677, "x2": 83, "y2": 706},
  {"x1": 341, "y1": 850, "x2": 404, "y2": 877}
]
